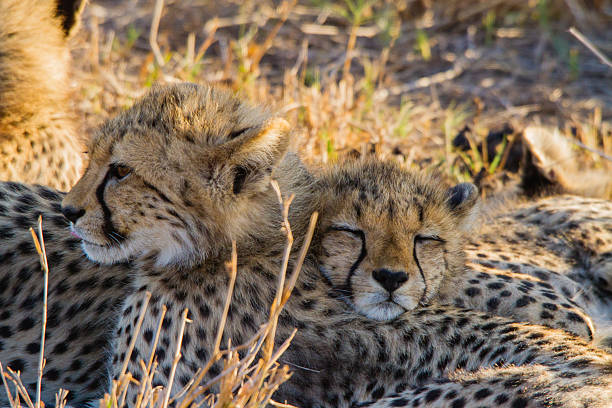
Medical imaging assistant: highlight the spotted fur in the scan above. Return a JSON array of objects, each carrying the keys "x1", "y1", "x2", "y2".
[
  {"x1": 0, "y1": 182, "x2": 130, "y2": 406},
  {"x1": 461, "y1": 195, "x2": 612, "y2": 344},
  {"x1": 106, "y1": 159, "x2": 612, "y2": 407}
]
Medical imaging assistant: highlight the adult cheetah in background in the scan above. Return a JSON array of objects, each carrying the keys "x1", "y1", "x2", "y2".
[{"x1": 0, "y1": 0, "x2": 86, "y2": 190}]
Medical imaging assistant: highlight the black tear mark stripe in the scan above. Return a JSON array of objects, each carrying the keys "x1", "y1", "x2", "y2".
[
  {"x1": 413, "y1": 236, "x2": 429, "y2": 306},
  {"x1": 328, "y1": 226, "x2": 367, "y2": 297},
  {"x1": 96, "y1": 167, "x2": 125, "y2": 243}
]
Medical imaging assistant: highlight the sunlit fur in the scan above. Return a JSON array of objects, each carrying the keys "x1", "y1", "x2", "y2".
[
  {"x1": 0, "y1": 0, "x2": 84, "y2": 190},
  {"x1": 313, "y1": 159, "x2": 480, "y2": 321},
  {"x1": 62, "y1": 83, "x2": 314, "y2": 267}
]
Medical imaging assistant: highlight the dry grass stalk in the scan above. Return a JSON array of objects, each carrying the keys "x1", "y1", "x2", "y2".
[
  {"x1": 569, "y1": 26, "x2": 612, "y2": 70},
  {"x1": 161, "y1": 308, "x2": 191, "y2": 408},
  {"x1": 150, "y1": 0, "x2": 166, "y2": 67},
  {"x1": 194, "y1": 19, "x2": 219, "y2": 64},
  {"x1": 28, "y1": 216, "x2": 49, "y2": 408},
  {"x1": 250, "y1": 0, "x2": 298, "y2": 74},
  {"x1": 268, "y1": 180, "x2": 295, "y2": 359}
]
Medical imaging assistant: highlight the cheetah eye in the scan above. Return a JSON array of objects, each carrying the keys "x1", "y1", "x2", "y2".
[
  {"x1": 109, "y1": 164, "x2": 132, "y2": 181},
  {"x1": 414, "y1": 235, "x2": 445, "y2": 243}
]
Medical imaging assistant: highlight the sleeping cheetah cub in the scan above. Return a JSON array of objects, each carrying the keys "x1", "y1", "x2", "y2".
[{"x1": 316, "y1": 161, "x2": 596, "y2": 341}]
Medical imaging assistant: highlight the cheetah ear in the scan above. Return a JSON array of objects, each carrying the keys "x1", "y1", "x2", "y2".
[
  {"x1": 225, "y1": 117, "x2": 291, "y2": 195},
  {"x1": 55, "y1": 0, "x2": 87, "y2": 38},
  {"x1": 446, "y1": 183, "x2": 480, "y2": 232}
]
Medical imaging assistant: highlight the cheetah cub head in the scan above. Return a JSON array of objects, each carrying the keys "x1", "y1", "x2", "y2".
[
  {"x1": 316, "y1": 159, "x2": 479, "y2": 321},
  {"x1": 61, "y1": 83, "x2": 291, "y2": 267}
]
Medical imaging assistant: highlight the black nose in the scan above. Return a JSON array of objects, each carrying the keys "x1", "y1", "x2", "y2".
[
  {"x1": 61, "y1": 206, "x2": 85, "y2": 223},
  {"x1": 372, "y1": 268, "x2": 408, "y2": 293}
]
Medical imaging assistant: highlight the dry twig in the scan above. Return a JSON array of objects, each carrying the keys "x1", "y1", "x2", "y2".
[
  {"x1": 29, "y1": 217, "x2": 50, "y2": 408},
  {"x1": 569, "y1": 27, "x2": 612, "y2": 70},
  {"x1": 150, "y1": 0, "x2": 165, "y2": 67}
]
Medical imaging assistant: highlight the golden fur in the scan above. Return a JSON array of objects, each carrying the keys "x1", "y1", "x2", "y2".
[{"x1": 0, "y1": 0, "x2": 84, "y2": 190}]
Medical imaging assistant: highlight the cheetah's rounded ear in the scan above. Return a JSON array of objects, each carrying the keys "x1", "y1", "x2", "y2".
[
  {"x1": 446, "y1": 183, "x2": 480, "y2": 231},
  {"x1": 55, "y1": 0, "x2": 87, "y2": 38},
  {"x1": 226, "y1": 117, "x2": 291, "y2": 194},
  {"x1": 235, "y1": 117, "x2": 290, "y2": 162}
]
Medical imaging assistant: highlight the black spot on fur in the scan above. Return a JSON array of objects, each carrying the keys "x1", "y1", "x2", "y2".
[
  {"x1": 19, "y1": 317, "x2": 36, "y2": 330},
  {"x1": 25, "y1": 342, "x2": 40, "y2": 354}
]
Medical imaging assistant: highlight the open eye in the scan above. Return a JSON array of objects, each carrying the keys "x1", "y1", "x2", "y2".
[{"x1": 109, "y1": 164, "x2": 132, "y2": 180}]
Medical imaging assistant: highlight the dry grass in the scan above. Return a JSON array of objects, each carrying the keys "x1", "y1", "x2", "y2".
[{"x1": 70, "y1": 0, "x2": 612, "y2": 193}]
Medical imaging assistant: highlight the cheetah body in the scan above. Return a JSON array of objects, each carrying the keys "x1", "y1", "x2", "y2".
[{"x1": 0, "y1": 182, "x2": 130, "y2": 405}]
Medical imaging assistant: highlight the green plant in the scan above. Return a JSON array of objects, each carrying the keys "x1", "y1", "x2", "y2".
[
  {"x1": 126, "y1": 25, "x2": 141, "y2": 51},
  {"x1": 482, "y1": 10, "x2": 496, "y2": 45},
  {"x1": 393, "y1": 98, "x2": 414, "y2": 138},
  {"x1": 415, "y1": 29, "x2": 431, "y2": 61}
]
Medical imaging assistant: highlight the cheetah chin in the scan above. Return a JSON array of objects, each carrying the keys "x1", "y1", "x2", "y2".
[
  {"x1": 355, "y1": 297, "x2": 409, "y2": 321},
  {"x1": 70, "y1": 223, "x2": 197, "y2": 267}
]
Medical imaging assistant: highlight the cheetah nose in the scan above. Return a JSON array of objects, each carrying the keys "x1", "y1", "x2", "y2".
[
  {"x1": 372, "y1": 269, "x2": 408, "y2": 293},
  {"x1": 61, "y1": 205, "x2": 85, "y2": 223}
]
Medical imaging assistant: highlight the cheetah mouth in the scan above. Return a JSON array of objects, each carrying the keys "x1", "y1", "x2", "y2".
[
  {"x1": 356, "y1": 295, "x2": 408, "y2": 321},
  {"x1": 81, "y1": 239, "x2": 107, "y2": 247},
  {"x1": 383, "y1": 299, "x2": 407, "y2": 311},
  {"x1": 70, "y1": 226, "x2": 116, "y2": 248}
]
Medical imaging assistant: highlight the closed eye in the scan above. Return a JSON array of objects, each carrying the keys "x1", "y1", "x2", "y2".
[
  {"x1": 415, "y1": 235, "x2": 445, "y2": 243},
  {"x1": 327, "y1": 225, "x2": 368, "y2": 288},
  {"x1": 328, "y1": 225, "x2": 364, "y2": 237}
]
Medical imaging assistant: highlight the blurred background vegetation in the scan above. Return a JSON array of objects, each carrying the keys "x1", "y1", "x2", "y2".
[{"x1": 69, "y1": 0, "x2": 612, "y2": 192}]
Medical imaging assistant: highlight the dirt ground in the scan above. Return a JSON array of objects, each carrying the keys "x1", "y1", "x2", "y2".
[{"x1": 68, "y1": 0, "x2": 612, "y2": 189}]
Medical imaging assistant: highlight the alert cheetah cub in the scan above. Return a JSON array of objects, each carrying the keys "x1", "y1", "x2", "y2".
[
  {"x1": 0, "y1": 0, "x2": 86, "y2": 190},
  {"x1": 316, "y1": 160, "x2": 595, "y2": 340},
  {"x1": 0, "y1": 81, "x2": 314, "y2": 406}
]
